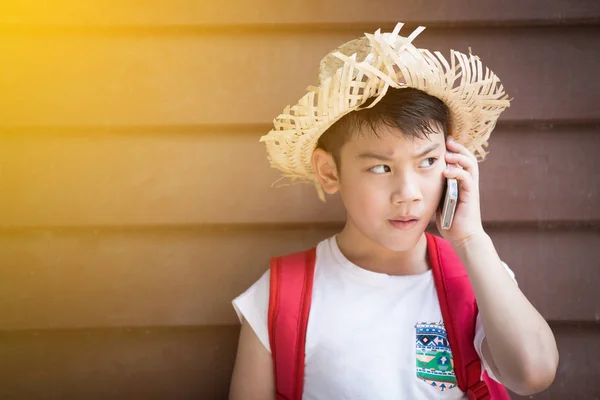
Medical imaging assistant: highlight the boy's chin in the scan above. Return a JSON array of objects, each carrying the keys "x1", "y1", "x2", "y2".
[{"x1": 379, "y1": 229, "x2": 427, "y2": 253}]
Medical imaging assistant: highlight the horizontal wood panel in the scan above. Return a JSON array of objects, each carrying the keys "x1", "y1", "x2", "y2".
[
  {"x1": 0, "y1": 326, "x2": 238, "y2": 399},
  {"x1": 0, "y1": 227, "x2": 598, "y2": 330},
  {"x1": 0, "y1": 323, "x2": 598, "y2": 398},
  {"x1": 1, "y1": 0, "x2": 599, "y2": 26},
  {"x1": 0, "y1": 126, "x2": 598, "y2": 227},
  {"x1": 1, "y1": 27, "x2": 599, "y2": 126}
]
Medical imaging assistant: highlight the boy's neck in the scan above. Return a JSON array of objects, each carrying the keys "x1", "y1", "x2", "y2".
[{"x1": 335, "y1": 225, "x2": 430, "y2": 276}]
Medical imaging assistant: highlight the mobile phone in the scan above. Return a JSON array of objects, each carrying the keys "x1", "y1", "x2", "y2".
[{"x1": 440, "y1": 178, "x2": 458, "y2": 230}]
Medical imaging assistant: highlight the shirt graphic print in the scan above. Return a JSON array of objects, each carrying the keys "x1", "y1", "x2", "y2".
[{"x1": 416, "y1": 321, "x2": 457, "y2": 391}]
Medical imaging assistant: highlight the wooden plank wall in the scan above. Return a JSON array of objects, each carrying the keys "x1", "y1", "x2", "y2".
[{"x1": 1, "y1": 1, "x2": 599, "y2": 398}]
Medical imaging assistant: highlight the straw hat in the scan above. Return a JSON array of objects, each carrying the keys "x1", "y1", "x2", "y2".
[{"x1": 259, "y1": 22, "x2": 510, "y2": 201}]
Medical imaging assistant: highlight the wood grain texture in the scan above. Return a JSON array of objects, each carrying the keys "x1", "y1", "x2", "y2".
[
  {"x1": 1, "y1": 27, "x2": 599, "y2": 127},
  {"x1": 1, "y1": 227, "x2": 598, "y2": 330},
  {"x1": 0, "y1": 126, "x2": 598, "y2": 227},
  {"x1": 0, "y1": 323, "x2": 597, "y2": 399},
  {"x1": 1, "y1": 0, "x2": 599, "y2": 26}
]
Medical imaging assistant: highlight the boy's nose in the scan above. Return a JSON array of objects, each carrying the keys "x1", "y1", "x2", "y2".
[{"x1": 390, "y1": 176, "x2": 422, "y2": 204}]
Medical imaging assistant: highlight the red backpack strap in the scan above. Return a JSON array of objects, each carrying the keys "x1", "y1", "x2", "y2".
[
  {"x1": 426, "y1": 233, "x2": 510, "y2": 400},
  {"x1": 267, "y1": 248, "x2": 316, "y2": 400}
]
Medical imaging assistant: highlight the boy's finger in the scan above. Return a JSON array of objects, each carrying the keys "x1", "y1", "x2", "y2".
[
  {"x1": 444, "y1": 166, "x2": 475, "y2": 191},
  {"x1": 445, "y1": 152, "x2": 478, "y2": 178},
  {"x1": 446, "y1": 138, "x2": 478, "y2": 163}
]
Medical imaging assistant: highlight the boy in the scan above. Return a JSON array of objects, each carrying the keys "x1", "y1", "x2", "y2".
[{"x1": 229, "y1": 23, "x2": 558, "y2": 399}]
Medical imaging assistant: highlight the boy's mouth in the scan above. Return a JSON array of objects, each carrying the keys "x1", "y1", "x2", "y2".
[{"x1": 388, "y1": 216, "x2": 419, "y2": 230}]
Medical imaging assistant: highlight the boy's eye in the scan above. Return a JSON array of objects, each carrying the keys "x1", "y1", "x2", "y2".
[
  {"x1": 419, "y1": 157, "x2": 438, "y2": 168},
  {"x1": 369, "y1": 165, "x2": 391, "y2": 174}
]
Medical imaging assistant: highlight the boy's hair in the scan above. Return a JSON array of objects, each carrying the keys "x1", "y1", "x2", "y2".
[{"x1": 316, "y1": 88, "x2": 451, "y2": 167}]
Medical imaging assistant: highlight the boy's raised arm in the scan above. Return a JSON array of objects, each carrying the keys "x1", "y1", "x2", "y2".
[
  {"x1": 441, "y1": 138, "x2": 559, "y2": 395},
  {"x1": 229, "y1": 321, "x2": 275, "y2": 400},
  {"x1": 453, "y1": 233, "x2": 558, "y2": 396}
]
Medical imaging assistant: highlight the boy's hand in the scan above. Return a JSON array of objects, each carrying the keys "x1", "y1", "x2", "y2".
[{"x1": 436, "y1": 137, "x2": 486, "y2": 247}]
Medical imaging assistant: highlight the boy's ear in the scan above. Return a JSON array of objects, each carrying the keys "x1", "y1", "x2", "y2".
[{"x1": 312, "y1": 148, "x2": 340, "y2": 195}]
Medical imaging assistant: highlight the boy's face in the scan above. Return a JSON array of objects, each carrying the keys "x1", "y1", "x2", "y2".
[{"x1": 335, "y1": 125, "x2": 447, "y2": 253}]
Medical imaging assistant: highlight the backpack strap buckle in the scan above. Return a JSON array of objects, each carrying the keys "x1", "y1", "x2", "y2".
[{"x1": 467, "y1": 380, "x2": 491, "y2": 400}]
